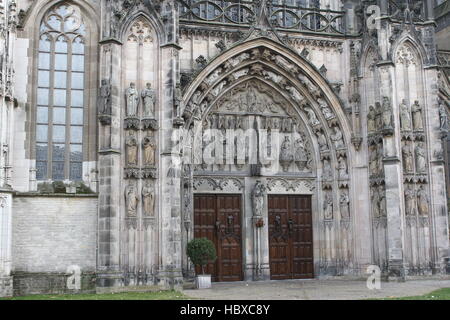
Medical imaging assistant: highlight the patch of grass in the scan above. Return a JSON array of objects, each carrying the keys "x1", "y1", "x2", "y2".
[
  {"x1": 378, "y1": 288, "x2": 450, "y2": 300},
  {"x1": 1, "y1": 290, "x2": 190, "y2": 300}
]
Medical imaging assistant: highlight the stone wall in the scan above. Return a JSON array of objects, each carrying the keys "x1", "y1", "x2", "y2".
[{"x1": 11, "y1": 195, "x2": 98, "y2": 295}]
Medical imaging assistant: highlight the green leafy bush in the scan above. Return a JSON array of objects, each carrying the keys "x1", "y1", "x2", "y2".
[{"x1": 186, "y1": 238, "x2": 217, "y2": 275}]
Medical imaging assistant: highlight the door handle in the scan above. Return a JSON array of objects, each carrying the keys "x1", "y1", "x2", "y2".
[{"x1": 288, "y1": 218, "x2": 294, "y2": 235}]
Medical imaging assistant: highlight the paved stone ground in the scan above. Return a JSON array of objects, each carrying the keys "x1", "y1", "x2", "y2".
[{"x1": 184, "y1": 278, "x2": 450, "y2": 300}]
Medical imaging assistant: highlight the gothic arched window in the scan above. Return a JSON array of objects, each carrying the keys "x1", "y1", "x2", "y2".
[{"x1": 35, "y1": 3, "x2": 87, "y2": 181}]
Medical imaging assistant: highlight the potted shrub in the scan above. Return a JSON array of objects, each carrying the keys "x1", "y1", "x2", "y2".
[{"x1": 187, "y1": 238, "x2": 217, "y2": 289}]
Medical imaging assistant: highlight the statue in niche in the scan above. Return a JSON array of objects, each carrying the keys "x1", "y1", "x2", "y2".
[
  {"x1": 280, "y1": 136, "x2": 293, "y2": 171},
  {"x1": 125, "y1": 184, "x2": 139, "y2": 217},
  {"x1": 378, "y1": 187, "x2": 386, "y2": 217},
  {"x1": 417, "y1": 186, "x2": 429, "y2": 216},
  {"x1": 142, "y1": 134, "x2": 156, "y2": 167},
  {"x1": 126, "y1": 132, "x2": 138, "y2": 166},
  {"x1": 337, "y1": 156, "x2": 348, "y2": 180},
  {"x1": 371, "y1": 188, "x2": 380, "y2": 218},
  {"x1": 125, "y1": 82, "x2": 139, "y2": 117},
  {"x1": 141, "y1": 82, "x2": 156, "y2": 118},
  {"x1": 316, "y1": 130, "x2": 328, "y2": 151},
  {"x1": 252, "y1": 181, "x2": 266, "y2": 216},
  {"x1": 376, "y1": 144, "x2": 384, "y2": 175},
  {"x1": 174, "y1": 83, "x2": 183, "y2": 117},
  {"x1": 322, "y1": 159, "x2": 332, "y2": 180},
  {"x1": 294, "y1": 137, "x2": 308, "y2": 171},
  {"x1": 330, "y1": 126, "x2": 344, "y2": 149},
  {"x1": 367, "y1": 105, "x2": 376, "y2": 133},
  {"x1": 184, "y1": 187, "x2": 192, "y2": 218},
  {"x1": 382, "y1": 97, "x2": 394, "y2": 130},
  {"x1": 405, "y1": 186, "x2": 415, "y2": 216},
  {"x1": 399, "y1": 99, "x2": 412, "y2": 131},
  {"x1": 340, "y1": 192, "x2": 350, "y2": 220},
  {"x1": 286, "y1": 85, "x2": 304, "y2": 105},
  {"x1": 318, "y1": 98, "x2": 334, "y2": 119},
  {"x1": 323, "y1": 192, "x2": 333, "y2": 220},
  {"x1": 375, "y1": 102, "x2": 383, "y2": 131},
  {"x1": 304, "y1": 106, "x2": 320, "y2": 126},
  {"x1": 369, "y1": 145, "x2": 378, "y2": 175},
  {"x1": 142, "y1": 182, "x2": 155, "y2": 217},
  {"x1": 415, "y1": 143, "x2": 426, "y2": 173},
  {"x1": 402, "y1": 142, "x2": 414, "y2": 173},
  {"x1": 439, "y1": 99, "x2": 448, "y2": 131},
  {"x1": 98, "y1": 79, "x2": 112, "y2": 115},
  {"x1": 411, "y1": 100, "x2": 423, "y2": 130}
]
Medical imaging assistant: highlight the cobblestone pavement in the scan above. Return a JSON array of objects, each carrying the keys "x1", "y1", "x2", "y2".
[{"x1": 184, "y1": 278, "x2": 450, "y2": 300}]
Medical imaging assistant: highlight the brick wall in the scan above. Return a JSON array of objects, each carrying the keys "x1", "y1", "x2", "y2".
[{"x1": 12, "y1": 195, "x2": 98, "y2": 273}]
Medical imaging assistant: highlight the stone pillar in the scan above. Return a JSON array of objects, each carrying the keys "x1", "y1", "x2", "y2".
[
  {"x1": 377, "y1": 62, "x2": 407, "y2": 280},
  {"x1": 96, "y1": 39, "x2": 123, "y2": 288},
  {"x1": 0, "y1": 192, "x2": 12, "y2": 297},
  {"x1": 424, "y1": 68, "x2": 450, "y2": 273},
  {"x1": 157, "y1": 0, "x2": 183, "y2": 290}
]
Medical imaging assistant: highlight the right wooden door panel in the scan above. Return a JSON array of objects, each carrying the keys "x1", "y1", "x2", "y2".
[{"x1": 268, "y1": 195, "x2": 314, "y2": 280}]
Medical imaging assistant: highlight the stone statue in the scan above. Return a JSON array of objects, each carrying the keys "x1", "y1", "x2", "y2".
[
  {"x1": 183, "y1": 187, "x2": 192, "y2": 218},
  {"x1": 415, "y1": 142, "x2": 426, "y2": 173},
  {"x1": 98, "y1": 79, "x2": 111, "y2": 115},
  {"x1": 378, "y1": 188, "x2": 386, "y2": 217},
  {"x1": 404, "y1": 186, "x2": 415, "y2": 216},
  {"x1": 294, "y1": 137, "x2": 308, "y2": 171},
  {"x1": 316, "y1": 130, "x2": 328, "y2": 151},
  {"x1": 369, "y1": 145, "x2": 378, "y2": 175},
  {"x1": 125, "y1": 184, "x2": 139, "y2": 217},
  {"x1": 141, "y1": 82, "x2": 156, "y2": 118},
  {"x1": 174, "y1": 82, "x2": 183, "y2": 117},
  {"x1": 318, "y1": 98, "x2": 334, "y2": 119},
  {"x1": 252, "y1": 181, "x2": 266, "y2": 216},
  {"x1": 126, "y1": 82, "x2": 139, "y2": 117},
  {"x1": 324, "y1": 192, "x2": 333, "y2": 220},
  {"x1": 376, "y1": 144, "x2": 383, "y2": 175},
  {"x1": 367, "y1": 105, "x2": 376, "y2": 132},
  {"x1": 304, "y1": 106, "x2": 320, "y2": 126},
  {"x1": 382, "y1": 97, "x2": 393, "y2": 130},
  {"x1": 126, "y1": 132, "x2": 138, "y2": 166},
  {"x1": 340, "y1": 192, "x2": 350, "y2": 220},
  {"x1": 371, "y1": 188, "x2": 380, "y2": 218},
  {"x1": 402, "y1": 143, "x2": 414, "y2": 173},
  {"x1": 439, "y1": 99, "x2": 448, "y2": 131},
  {"x1": 337, "y1": 156, "x2": 348, "y2": 180},
  {"x1": 399, "y1": 99, "x2": 412, "y2": 131},
  {"x1": 322, "y1": 159, "x2": 332, "y2": 180},
  {"x1": 142, "y1": 134, "x2": 156, "y2": 167},
  {"x1": 142, "y1": 182, "x2": 155, "y2": 217},
  {"x1": 375, "y1": 102, "x2": 383, "y2": 130},
  {"x1": 411, "y1": 100, "x2": 423, "y2": 130},
  {"x1": 417, "y1": 186, "x2": 429, "y2": 216},
  {"x1": 280, "y1": 136, "x2": 293, "y2": 171},
  {"x1": 330, "y1": 126, "x2": 344, "y2": 149}
]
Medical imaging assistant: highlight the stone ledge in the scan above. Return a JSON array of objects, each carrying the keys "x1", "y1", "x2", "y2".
[{"x1": 14, "y1": 192, "x2": 98, "y2": 198}]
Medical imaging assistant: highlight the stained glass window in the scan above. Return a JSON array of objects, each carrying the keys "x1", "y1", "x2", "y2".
[{"x1": 36, "y1": 3, "x2": 86, "y2": 181}]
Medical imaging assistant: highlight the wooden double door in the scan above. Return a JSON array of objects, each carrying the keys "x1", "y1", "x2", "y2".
[
  {"x1": 193, "y1": 194, "x2": 243, "y2": 282},
  {"x1": 268, "y1": 195, "x2": 314, "y2": 280}
]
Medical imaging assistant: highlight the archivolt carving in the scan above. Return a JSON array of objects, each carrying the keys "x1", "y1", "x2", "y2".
[
  {"x1": 193, "y1": 177, "x2": 244, "y2": 192},
  {"x1": 266, "y1": 178, "x2": 315, "y2": 194},
  {"x1": 127, "y1": 18, "x2": 153, "y2": 43}
]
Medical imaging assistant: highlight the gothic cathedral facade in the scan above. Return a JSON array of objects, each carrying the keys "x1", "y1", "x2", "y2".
[{"x1": 0, "y1": 0, "x2": 450, "y2": 296}]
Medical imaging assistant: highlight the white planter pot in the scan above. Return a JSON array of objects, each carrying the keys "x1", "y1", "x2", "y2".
[{"x1": 195, "y1": 274, "x2": 212, "y2": 289}]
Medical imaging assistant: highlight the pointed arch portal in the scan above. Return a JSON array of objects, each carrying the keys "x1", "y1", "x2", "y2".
[{"x1": 179, "y1": 38, "x2": 354, "y2": 280}]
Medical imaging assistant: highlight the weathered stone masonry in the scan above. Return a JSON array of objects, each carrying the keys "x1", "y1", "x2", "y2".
[{"x1": 0, "y1": 0, "x2": 449, "y2": 296}]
